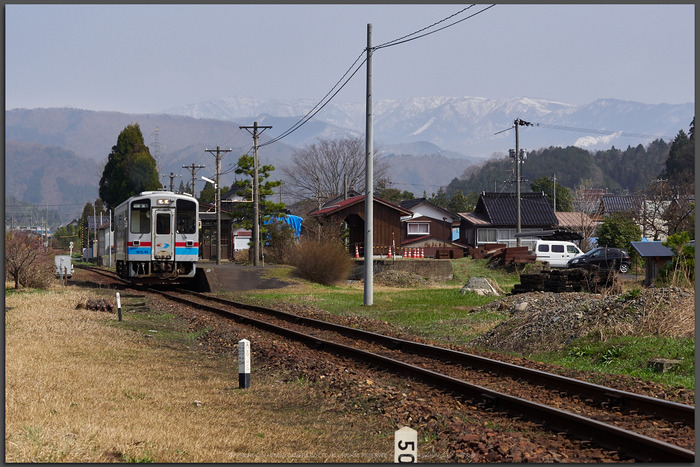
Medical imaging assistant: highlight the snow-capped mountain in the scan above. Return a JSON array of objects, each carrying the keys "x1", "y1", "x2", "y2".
[{"x1": 161, "y1": 95, "x2": 694, "y2": 158}]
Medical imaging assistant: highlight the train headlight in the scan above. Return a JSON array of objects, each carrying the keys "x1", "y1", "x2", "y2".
[{"x1": 157, "y1": 199, "x2": 171, "y2": 205}]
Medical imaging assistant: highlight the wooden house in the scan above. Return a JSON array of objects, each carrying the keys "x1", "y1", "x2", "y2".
[
  {"x1": 308, "y1": 194, "x2": 411, "y2": 257},
  {"x1": 398, "y1": 198, "x2": 463, "y2": 257}
]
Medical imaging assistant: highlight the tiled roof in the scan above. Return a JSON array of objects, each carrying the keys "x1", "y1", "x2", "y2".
[
  {"x1": 601, "y1": 195, "x2": 642, "y2": 214},
  {"x1": 477, "y1": 192, "x2": 557, "y2": 226},
  {"x1": 555, "y1": 211, "x2": 595, "y2": 229},
  {"x1": 309, "y1": 195, "x2": 412, "y2": 217},
  {"x1": 457, "y1": 212, "x2": 491, "y2": 226}
]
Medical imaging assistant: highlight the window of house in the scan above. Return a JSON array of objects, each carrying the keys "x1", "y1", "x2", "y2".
[{"x1": 407, "y1": 223, "x2": 429, "y2": 235}]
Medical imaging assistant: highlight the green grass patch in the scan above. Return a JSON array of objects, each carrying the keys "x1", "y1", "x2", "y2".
[
  {"x1": 533, "y1": 335, "x2": 695, "y2": 390},
  {"x1": 243, "y1": 285, "x2": 506, "y2": 344},
  {"x1": 112, "y1": 309, "x2": 209, "y2": 347}
]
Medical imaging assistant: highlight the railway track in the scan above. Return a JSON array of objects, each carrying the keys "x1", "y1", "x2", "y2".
[{"x1": 83, "y1": 266, "x2": 695, "y2": 462}]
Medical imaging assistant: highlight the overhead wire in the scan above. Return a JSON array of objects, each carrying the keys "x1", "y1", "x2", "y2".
[
  {"x1": 374, "y1": 4, "x2": 495, "y2": 50},
  {"x1": 258, "y1": 5, "x2": 496, "y2": 148},
  {"x1": 259, "y1": 51, "x2": 367, "y2": 148}
]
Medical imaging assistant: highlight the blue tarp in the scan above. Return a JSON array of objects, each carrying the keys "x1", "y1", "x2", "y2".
[{"x1": 264, "y1": 215, "x2": 303, "y2": 238}]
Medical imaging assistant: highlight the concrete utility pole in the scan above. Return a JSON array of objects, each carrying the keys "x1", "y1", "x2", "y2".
[
  {"x1": 205, "y1": 146, "x2": 232, "y2": 265},
  {"x1": 240, "y1": 122, "x2": 272, "y2": 267},
  {"x1": 364, "y1": 23, "x2": 374, "y2": 306},
  {"x1": 182, "y1": 163, "x2": 206, "y2": 196},
  {"x1": 513, "y1": 118, "x2": 531, "y2": 247}
]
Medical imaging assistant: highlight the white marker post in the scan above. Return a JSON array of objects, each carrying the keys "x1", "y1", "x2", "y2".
[
  {"x1": 238, "y1": 339, "x2": 251, "y2": 389},
  {"x1": 116, "y1": 292, "x2": 122, "y2": 321},
  {"x1": 394, "y1": 426, "x2": 417, "y2": 463}
]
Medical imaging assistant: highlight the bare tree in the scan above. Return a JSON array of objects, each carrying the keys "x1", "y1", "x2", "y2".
[
  {"x1": 638, "y1": 179, "x2": 673, "y2": 241},
  {"x1": 5, "y1": 231, "x2": 53, "y2": 289},
  {"x1": 282, "y1": 137, "x2": 389, "y2": 204}
]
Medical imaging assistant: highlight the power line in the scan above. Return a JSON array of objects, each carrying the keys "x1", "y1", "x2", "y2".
[
  {"x1": 260, "y1": 52, "x2": 367, "y2": 148},
  {"x1": 260, "y1": 6, "x2": 495, "y2": 148},
  {"x1": 374, "y1": 4, "x2": 496, "y2": 50}
]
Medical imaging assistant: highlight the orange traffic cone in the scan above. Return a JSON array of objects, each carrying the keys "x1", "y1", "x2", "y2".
[
  {"x1": 420, "y1": 248, "x2": 424, "y2": 258},
  {"x1": 355, "y1": 245, "x2": 360, "y2": 258},
  {"x1": 387, "y1": 246, "x2": 392, "y2": 258}
]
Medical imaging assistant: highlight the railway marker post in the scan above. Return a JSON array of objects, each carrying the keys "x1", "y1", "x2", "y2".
[
  {"x1": 115, "y1": 292, "x2": 122, "y2": 321},
  {"x1": 238, "y1": 339, "x2": 251, "y2": 389},
  {"x1": 394, "y1": 426, "x2": 417, "y2": 463}
]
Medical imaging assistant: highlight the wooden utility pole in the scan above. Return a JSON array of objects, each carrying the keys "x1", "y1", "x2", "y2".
[
  {"x1": 205, "y1": 146, "x2": 232, "y2": 265},
  {"x1": 240, "y1": 122, "x2": 272, "y2": 266},
  {"x1": 182, "y1": 163, "x2": 206, "y2": 196}
]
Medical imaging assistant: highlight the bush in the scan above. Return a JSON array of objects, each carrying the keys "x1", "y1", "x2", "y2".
[
  {"x1": 289, "y1": 238, "x2": 353, "y2": 285},
  {"x1": 263, "y1": 221, "x2": 297, "y2": 265},
  {"x1": 5, "y1": 231, "x2": 54, "y2": 289}
]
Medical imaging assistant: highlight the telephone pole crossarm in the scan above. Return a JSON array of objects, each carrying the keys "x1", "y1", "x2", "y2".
[{"x1": 239, "y1": 122, "x2": 272, "y2": 267}]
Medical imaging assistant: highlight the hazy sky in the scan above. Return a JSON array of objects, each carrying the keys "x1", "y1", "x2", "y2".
[{"x1": 5, "y1": 4, "x2": 695, "y2": 114}]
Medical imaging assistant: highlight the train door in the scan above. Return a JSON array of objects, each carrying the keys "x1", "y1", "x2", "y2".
[{"x1": 152, "y1": 209, "x2": 175, "y2": 261}]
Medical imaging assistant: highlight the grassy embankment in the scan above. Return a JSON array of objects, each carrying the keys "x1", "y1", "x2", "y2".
[
  {"x1": 5, "y1": 285, "x2": 396, "y2": 463},
  {"x1": 241, "y1": 257, "x2": 695, "y2": 391}
]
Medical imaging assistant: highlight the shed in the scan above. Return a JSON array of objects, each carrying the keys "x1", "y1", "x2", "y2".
[
  {"x1": 630, "y1": 241, "x2": 674, "y2": 286},
  {"x1": 309, "y1": 195, "x2": 411, "y2": 257}
]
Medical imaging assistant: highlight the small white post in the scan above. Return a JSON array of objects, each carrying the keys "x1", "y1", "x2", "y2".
[
  {"x1": 238, "y1": 339, "x2": 251, "y2": 389},
  {"x1": 394, "y1": 426, "x2": 417, "y2": 463},
  {"x1": 116, "y1": 292, "x2": 122, "y2": 321}
]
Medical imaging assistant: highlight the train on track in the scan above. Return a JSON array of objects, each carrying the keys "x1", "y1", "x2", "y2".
[{"x1": 114, "y1": 191, "x2": 199, "y2": 283}]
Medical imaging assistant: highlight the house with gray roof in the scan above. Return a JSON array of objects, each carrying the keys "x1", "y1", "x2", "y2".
[{"x1": 457, "y1": 192, "x2": 557, "y2": 249}]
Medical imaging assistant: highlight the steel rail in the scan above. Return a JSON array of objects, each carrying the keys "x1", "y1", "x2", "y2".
[
  {"x1": 158, "y1": 289, "x2": 694, "y2": 462},
  {"x1": 178, "y1": 288, "x2": 695, "y2": 427}
]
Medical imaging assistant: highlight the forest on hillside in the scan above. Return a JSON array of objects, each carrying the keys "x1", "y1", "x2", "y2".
[{"x1": 445, "y1": 139, "x2": 670, "y2": 196}]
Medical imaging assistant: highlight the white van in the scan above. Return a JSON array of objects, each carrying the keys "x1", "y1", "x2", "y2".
[{"x1": 534, "y1": 240, "x2": 583, "y2": 268}]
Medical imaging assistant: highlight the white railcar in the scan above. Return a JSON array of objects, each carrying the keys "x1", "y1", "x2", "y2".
[{"x1": 114, "y1": 191, "x2": 199, "y2": 281}]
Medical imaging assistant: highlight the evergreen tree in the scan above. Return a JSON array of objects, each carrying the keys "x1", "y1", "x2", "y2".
[
  {"x1": 98, "y1": 124, "x2": 160, "y2": 210},
  {"x1": 663, "y1": 119, "x2": 695, "y2": 189},
  {"x1": 530, "y1": 176, "x2": 573, "y2": 212},
  {"x1": 229, "y1": 154, "x2": 286, "y2": 232}
]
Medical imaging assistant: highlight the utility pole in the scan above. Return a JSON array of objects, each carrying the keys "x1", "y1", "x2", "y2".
[
  {"x1": 240, "y1": 122, "x2": 272, "y2": 267},
  {"x1": 513, "y1": 118, "x2": 531, "y2": 247},
  {"x1": 364, "y1": 23, "x2": 374, "y2": 306},
  {"x1": 164, "y1": 172, "x2": 181, "y2": 192},
  {"x1": 552, "y1": 173, "x2": 557, "y2": 212},
  {"x1": 205, "y1": 146, "x2": 232, "y2": 265},
  {"x1": 182, "y1": 163, "x2": 206, "y2": 196}
]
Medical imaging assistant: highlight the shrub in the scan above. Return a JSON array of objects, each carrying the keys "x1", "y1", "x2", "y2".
[
  {"x1": 289, "y1": 238, "x2": 353, "y2": 285},
  {"x1": 263, "y1": 221, "x2": 297, "y2": 265},
  {"x1": 5, "y1": 231, "x2": 55, "y2": 289}
]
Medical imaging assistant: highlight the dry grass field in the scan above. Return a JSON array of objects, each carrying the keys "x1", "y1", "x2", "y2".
[{"x1": 5, "y1": 285, "x2": 395, "y2": 463}]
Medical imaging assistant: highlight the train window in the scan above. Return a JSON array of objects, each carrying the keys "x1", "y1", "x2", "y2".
[
  {"x1": 176, "y1": 199, "x2": 197, "y2": 234},
  {"x1": 130, "y1": 199, "x2": 151, "y2": 234},
  {"x1": 156, "y1": 213, "x2": 171, "y2": 235}
]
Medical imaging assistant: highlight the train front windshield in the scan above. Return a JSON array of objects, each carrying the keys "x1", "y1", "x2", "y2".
[
  {"x1": 176, "y1": 199, "x2": 197, "y2": 234},
  {"x1": 130, "y1": 200, "x2": 151, "y2": 233}
]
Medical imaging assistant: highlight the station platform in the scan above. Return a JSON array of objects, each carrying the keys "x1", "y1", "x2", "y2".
[{"x1": 196, "y1": 261, "x2": 291, "y2": 293}]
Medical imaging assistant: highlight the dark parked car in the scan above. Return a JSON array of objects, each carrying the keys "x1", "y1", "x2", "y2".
[{"x1": 567, "y1": 247, "x2": 632, "y2": 273}]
